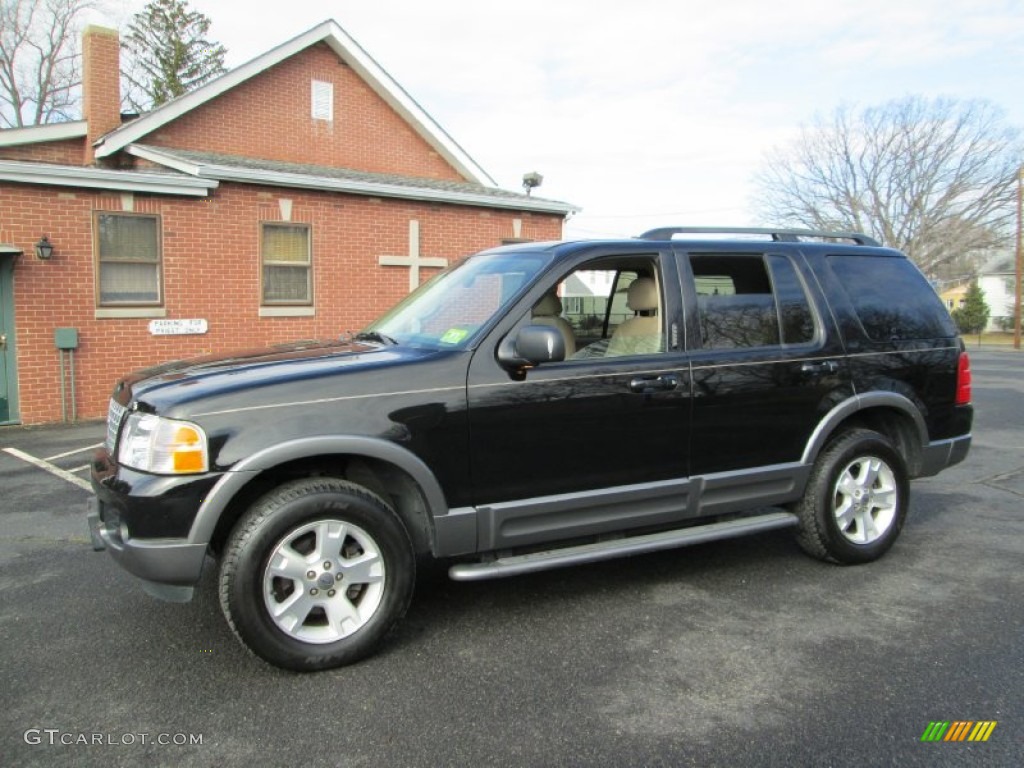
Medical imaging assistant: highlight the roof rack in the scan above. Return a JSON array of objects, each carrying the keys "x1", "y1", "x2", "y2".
[{"x1": 638, "y1": 226, "x2": 880, "y2": 247}]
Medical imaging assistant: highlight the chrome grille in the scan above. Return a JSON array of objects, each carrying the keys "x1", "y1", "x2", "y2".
[{"x1": 105, "y1": 399, "x2": 127, "y2": 453}]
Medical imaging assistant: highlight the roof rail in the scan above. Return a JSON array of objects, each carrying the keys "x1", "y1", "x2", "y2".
[{"x1": 638, "y1": 226, "x2": 881, "y2": 247}]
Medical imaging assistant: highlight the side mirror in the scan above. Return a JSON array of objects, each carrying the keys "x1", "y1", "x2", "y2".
[{"x1": 497, "y1": 325, "x2": 566, "y2": 372}]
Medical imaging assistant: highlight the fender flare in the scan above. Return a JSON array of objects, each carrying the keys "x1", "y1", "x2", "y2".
[
  {"x1": 187, "y1": 436, "x2": 450, "y2": 545},
  {"x1": 801, "y1": 391, "x2": 928, "y2": 467}
]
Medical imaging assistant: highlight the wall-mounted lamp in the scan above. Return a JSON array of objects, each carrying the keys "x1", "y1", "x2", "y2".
[{"x1": 35, "y1": 236, "x2": 54, "y2": 260}]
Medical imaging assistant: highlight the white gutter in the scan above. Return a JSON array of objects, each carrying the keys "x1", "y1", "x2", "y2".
[
  {"x1": 0, "y1": 160, "x2": 217, "y2": 196},
  {"x1": 0, "y1": 121, "x2": 88, "y2": 146}
]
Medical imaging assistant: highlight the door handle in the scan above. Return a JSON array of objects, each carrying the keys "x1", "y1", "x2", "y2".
[
  {"x1": 629, "y1": 374, "x2": 679, "y2": 393},
  {"x1": 0, "y1": 333, "x2": 6, "y2": 351},
  {"x1": 800, "y1": 360, "x2": 839, "y2": 376}
]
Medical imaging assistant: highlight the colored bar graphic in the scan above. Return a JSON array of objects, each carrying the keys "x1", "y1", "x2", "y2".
[
  {"x1": 968, "y1": 722, "x2": 998, "y2": 742},
  {"x1": 921, "y1": 721, "x2": 997, "y2": 743},
  {"x1": 945, "y1": 721, "x2": 973, "y2": 741}
]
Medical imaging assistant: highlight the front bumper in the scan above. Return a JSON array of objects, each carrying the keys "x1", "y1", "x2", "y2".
[{"x1": 87, "y1": 495, "x2": 207, "y2": 602}]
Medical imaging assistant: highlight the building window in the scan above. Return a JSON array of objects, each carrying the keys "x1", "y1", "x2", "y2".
[
  {"x1": 95, "y1": 213, "x2": 161, "y2": 305},
  {"x1": 262, "y1": 223, "x2": 311, "y2": 305},
  {"x1": 311, "y1": 79, "x2": 333, "y2": 121}
]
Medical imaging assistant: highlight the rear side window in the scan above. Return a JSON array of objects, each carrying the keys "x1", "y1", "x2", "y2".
[
  {"x1": 691, "y1": 253, "x2": 815, "y2": 349},
  {"x1": 828, "y1": 255, "x2": 957, "y2": 341},
  {"x1": 768, "y1": 254, "x2": 815, "y2": 345}
]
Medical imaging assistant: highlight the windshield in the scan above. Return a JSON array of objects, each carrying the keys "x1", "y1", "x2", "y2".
[{"x1": 362, "y1": 250, "x2": 553, "y2": 349}]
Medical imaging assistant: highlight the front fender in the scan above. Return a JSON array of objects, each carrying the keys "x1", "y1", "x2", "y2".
[{"x1": 186, "y1": 436, "x2": 451, "y2": 546}]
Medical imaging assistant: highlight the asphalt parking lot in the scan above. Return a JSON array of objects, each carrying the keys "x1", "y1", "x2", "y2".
[{"x1": 1, "y1": 349, "x2": 1021, "y2": 767}]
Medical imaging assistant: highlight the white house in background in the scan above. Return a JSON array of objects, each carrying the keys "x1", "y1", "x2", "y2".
[{"x1": 978, "y1": 253, "x2": 1016, "y2": 331}]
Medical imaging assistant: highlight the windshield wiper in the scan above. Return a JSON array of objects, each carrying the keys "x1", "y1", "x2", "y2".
[{"x1": 353, "y1": 330, "x2": 398, "y2": 346}]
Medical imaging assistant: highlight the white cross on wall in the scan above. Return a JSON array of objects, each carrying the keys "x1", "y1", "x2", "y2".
[{"x1": 378, "y1": 220, "x2": 448, "y2": 292}]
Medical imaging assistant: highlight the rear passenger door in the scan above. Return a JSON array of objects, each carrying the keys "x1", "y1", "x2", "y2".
[{"x1": 679, "y1": 245, "x2": 850, "y2": 476}]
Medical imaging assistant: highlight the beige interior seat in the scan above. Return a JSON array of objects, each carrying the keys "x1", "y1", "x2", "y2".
[
  {"x1": 531, "y1": 292, "x2": 576, "y2": 356},
  {"x1": 607, "y1": 277, "x2": 662, "y2": 356}
]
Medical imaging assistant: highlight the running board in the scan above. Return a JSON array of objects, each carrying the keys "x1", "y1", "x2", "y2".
[{"x1": 448, "y1": 511, "x2": 799, "y2": 582}]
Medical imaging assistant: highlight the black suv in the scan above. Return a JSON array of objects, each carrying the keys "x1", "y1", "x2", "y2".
[{"x1": 88, "y1": 227, "x2": 973, "y2": 671}]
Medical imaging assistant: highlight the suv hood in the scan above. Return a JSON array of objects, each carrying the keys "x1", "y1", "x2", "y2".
[{"x1": 114, "y1": 339, "x2": 451, "y2": 418}]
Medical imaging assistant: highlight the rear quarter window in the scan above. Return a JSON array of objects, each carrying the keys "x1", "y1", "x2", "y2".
[{"x1": 827, "y1": 255, "x2": 957, "y2": 341}]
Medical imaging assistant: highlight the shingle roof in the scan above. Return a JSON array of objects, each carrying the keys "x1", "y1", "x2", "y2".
[{"x1": 129, "y1": 144, "x2": 579, "y2": 215}]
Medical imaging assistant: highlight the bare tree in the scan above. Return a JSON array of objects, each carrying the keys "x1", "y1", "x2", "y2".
[
  {"x1": 755, "y1": 97, "x2": 1021, "y2": 278},
  {"x1": 0, "y1": 0, "x2": 94, "y2": 128}
]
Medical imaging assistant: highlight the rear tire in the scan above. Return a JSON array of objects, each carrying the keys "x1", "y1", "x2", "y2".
[
  {"x1": 219, "y1": 477, "x2": 415, "y2": 671},
  {"x1": 795, "y1": 429, "x2": 909, "y2": 564}
]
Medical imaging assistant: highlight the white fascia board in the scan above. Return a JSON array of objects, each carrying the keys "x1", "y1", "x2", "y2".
[
  {"x1": 0, "y1": 121, "x2": 88, "y2": 146},
  {"x1": 209, "y1": 164, "x2": 574, "y2": 213},
  {"x1": 127, "y1": 145, "x2": 575, "y2": 214},
  {"x1": 126, "y1": 144, "x2": 204, "y2": 176},
  {"x1": 95, "y1": 20, "x2": 495, "y2": 186},
  {"x1": 0, "y1": 160, "x2": 217, "y2": 196}
]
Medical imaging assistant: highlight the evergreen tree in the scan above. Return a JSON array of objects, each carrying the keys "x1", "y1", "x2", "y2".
[
  {"x1": 121, "y1": 0, "x2": 226, "y2": 110},
  {"x1": 951, "y1": 280, "x2": 990, "y2": 335}
]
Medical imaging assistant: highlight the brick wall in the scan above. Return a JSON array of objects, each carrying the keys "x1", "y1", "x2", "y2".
[
  {"x1": 0, "y1": 139, "x2": 87, "y2": 165},
  {"x1": 1, "y1": 180, "x2": 563, "y2": 424},
  {"x1": 145, "y1": 44, "x2": 463, "y2": 182}
]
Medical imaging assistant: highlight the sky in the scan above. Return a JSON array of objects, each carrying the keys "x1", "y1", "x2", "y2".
[{"x1": 87, "y1": 0, "x2": 1024, "y2": 240}]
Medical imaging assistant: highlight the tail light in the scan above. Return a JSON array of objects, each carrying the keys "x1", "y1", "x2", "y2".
[{"x1": 955, "y1": 352, "x2": 972, "y2": 405}]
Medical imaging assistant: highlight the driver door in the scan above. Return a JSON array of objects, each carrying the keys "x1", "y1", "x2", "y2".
[{"x1": 465, "y1": 249, "x2": 693, "y2": 551}]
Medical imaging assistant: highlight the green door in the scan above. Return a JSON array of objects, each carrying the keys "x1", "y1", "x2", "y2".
[{"x1": 0, "y1": 257, "x2": 18, "y2": 424}]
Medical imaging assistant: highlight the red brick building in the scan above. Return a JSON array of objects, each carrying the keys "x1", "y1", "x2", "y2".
[{"x1": 0, "y1": 20, "x2": 574, "y2": 425}]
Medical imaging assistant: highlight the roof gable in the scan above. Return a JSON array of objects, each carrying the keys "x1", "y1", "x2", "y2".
[{"x1": 94, "y1": 20, "x2": 495, "y2": 186}]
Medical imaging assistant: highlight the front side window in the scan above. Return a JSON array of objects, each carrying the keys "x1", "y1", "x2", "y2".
[
  {"x1": 95, "y1": 213, "x2": 161, "y2": 305},
  {"x1": 262, "y1": 223, "x2": 311, "y2": 305},
  {"x1": 545, "y1": 256, "x2": 665, "y2": 359}
]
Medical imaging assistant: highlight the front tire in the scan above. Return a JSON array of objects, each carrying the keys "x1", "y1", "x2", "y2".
[
  {"x1": 219, "y1": 478, "x2": 415, "y2": 671},
  {"x1": 795, "y1": 429, "x2": 909, "y2": 564}
]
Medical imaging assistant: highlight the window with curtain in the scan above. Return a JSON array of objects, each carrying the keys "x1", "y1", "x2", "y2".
[
  {"x1": 262, "y1": 223, "x2": 311, "y2": 305},
  {"x1": 95, "y1": 213, "x2": 161, "y2": 305}
]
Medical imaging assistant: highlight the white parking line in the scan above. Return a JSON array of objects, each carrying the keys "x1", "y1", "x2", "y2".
[
  {"x1": 2, "y1": 447, "x2": 93, "y2": 492},
  {"x1": 44, "y1": 443, "x2": 102, "y2": 462}
]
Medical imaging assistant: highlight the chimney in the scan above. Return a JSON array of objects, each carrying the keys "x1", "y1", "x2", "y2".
[{"x1": 82, "y1": 25, "x2": 121, "y2": 164}]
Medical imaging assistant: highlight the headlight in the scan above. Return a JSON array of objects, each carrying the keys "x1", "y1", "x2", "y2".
[{"x1": 118, "y1": 412, "x2": 209, "y2": 474}]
